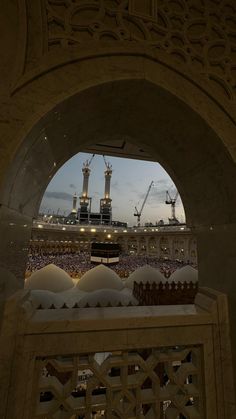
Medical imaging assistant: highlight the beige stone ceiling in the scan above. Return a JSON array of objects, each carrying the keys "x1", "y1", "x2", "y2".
[{"x1": 83, "y1": 139, "x2": 153, "y2": 162}]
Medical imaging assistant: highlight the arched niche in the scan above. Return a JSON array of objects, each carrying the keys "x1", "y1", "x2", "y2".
[
  {"x1": 1, "y1": 77, "x2": 236, "y2": 285},
  {"x1": 1, "y1": 7, "x2": 236, "y2": 401},
  {"x1": 1, "y1": 74, "x2": 236, "y2": 402}
]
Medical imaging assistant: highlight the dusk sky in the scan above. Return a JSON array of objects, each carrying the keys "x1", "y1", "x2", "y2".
[{"x1": 40, "y1": 153, "x2": 185, "y2": 226}]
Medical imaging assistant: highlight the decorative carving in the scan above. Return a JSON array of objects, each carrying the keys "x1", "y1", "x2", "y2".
[
  {"x1": 35, "y1": 346, "x2": 203, "y2": 418},
  {"x1": 43, "y1": 0, "x2": 236, "y2": 100}
]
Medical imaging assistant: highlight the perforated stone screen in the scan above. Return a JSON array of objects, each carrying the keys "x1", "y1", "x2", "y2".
[{"x1": 34, "y1": 345, "x2": 203, "y2": 419}]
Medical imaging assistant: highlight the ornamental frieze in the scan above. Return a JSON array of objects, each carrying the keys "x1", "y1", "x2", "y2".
[{"x1": 14, "y1": 0, "x2": 236, "y2": 104}]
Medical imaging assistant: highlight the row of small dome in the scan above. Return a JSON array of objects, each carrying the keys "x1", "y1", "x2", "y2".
[
  {"x1": 25, "y1": 263, "x2": 198, "y2": 294},
  {"x1": 24, "y1": 264, "x2": 197, "y2": 309},
  {"x1": 27, "y1": 288, "x2": 138, "y2": 309}
]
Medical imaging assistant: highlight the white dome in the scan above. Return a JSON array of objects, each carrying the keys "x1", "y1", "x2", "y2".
[
  {"x1": 78, "y1": 289, "x2": 138, "y2": 307},
  {"x1": 76, "y1": 264, "x2": 124, "y2": 292},
  {"x1": 25, "y1": 264, "x2": 74, "y2": 293},
  {"x1": 125, "y1": 265, "x2": 165, "y2": 289},
  {"x1": 169, "y1": 265, "x2": 198, "y2": 283},
  {"x1": 29, "y1": 290, "x2": 64, "y2": 309}
]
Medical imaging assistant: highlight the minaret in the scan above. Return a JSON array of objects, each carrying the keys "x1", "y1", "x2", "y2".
[
  {"x1": 71, "y1": 193, "x2": 77, "y2": 214},
  {"x1": 78, "y1": 156, "x2": 94, "y2": 223},
  {"x1": 104, "y1": 164, "x2": 112, "y2": 200},
  {"x1": 67, "y1": 192, "x2": 78, "y2": 223},
  {"x1": 79, "y1": 161, "x2": 91, "y2": 212},
  {"x1": 82, "y1": 163, "x2": 90, "y2": 197},
  {"x1": 100, "y1": 159, "x2": 112, "y2": 224}
]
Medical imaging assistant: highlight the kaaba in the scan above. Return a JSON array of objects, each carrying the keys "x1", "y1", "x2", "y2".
[{"x1": 90, "y1": 242, "x2": 120, "y2": 265}]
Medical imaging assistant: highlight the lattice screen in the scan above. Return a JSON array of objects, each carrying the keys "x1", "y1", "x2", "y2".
[{"x1": 34, "y1": 346, "x2": 203, "y2": 419}]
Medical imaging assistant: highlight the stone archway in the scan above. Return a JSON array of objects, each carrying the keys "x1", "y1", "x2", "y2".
[
  {"x1": 1, "y1": 2, "x2": 236, "y2": 398},
  {"x1": 1, "y1": 74, "x2": 236, "y2": 288}
]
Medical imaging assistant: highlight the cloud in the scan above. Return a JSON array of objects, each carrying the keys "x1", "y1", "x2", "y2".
[
  {"x1": 136, "y1": 192, "x2": 145, "y2": 201},
  {"x1": 150, "y1": 189, "x2": 166, "y2": 201},
  {"x1": 125, "y1": 181, "x2": 134, "y2": 188},
  {"x1": 44, "y1": 191, "x2": 72, "y2": 201},
  {"x1": 157, "y1": 178, "x2": 170, "y2": 186},
  {"x1": 112, "y1": 180, "x2": 120, "y2": 191},
  {"x1": 135, "y1": 180, "x2": 178, "y2": 208},
  {"x1": 130, "y1": 188, "x2": 141, "y2": 196}
]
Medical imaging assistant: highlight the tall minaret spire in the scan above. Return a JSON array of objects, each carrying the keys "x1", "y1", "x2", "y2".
[
  {"x1": 81, "y1": 160, "x2": 91, "y2": 199},
  {"x1": 78, "y1": 155, "x2": 94, "y2": 223},
  {"x1": 100, "y1": 156, "x2": 112, "y2": 224},
  {"x1": 104, "y1": 162, "x2": 112, "y2": 199}
]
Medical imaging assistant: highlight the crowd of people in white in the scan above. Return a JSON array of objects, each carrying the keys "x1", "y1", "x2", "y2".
[{"x1": 26, "y1": 250, "x2": 196, "y2": 279}]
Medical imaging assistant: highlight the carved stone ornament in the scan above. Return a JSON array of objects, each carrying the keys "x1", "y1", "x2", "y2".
[
  {"x1": 14, "y1": 0, "x2": 236, "y2": 103},
  {"x1": 34, "y1": 346, "x2": 203, "y2": 418}
]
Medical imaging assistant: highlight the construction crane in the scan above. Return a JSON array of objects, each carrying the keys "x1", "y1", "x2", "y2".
[
  {"x1": 165, "y1": 190, "x2": 179, "y2": 224},
  {"x1": 103, "y1": 155, "x2": 112, "y2": 170},
  {"x1": 83, "y1": 153, "x2": 95, "y2": 169},
  {"x1": 134, "y1": 181, "x2": 154, "y2": 227}
]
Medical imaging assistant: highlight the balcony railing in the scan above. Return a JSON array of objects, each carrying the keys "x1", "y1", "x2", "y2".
[
  {"x1": 133, "y1": 281, "x2": 198, "y2": 305},
  {"x1": 0, "y1": 288, "x2": 235, "y2": 418}
]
